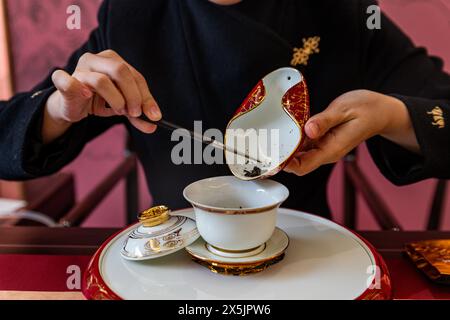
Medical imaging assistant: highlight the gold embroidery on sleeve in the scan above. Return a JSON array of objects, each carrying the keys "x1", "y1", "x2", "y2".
[
  {"x1": 427, "y1": 106, "x2": 445, "y2": 129},
  {"x1": 291, "y1": 36, "x2": 320, "y2": 67}
]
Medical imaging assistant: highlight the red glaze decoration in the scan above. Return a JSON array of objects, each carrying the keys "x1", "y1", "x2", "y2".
[
  {"x1": 282, "y1": 80, "x2": 310, "y2": 128},
  {"x1": 232, "y1": 80, "x2": 266, "y2": 119},
  {"x1": 82, "y1": 228, "x2": 129, "y2": 300},
  {"x1": 274, "y1": 79, "x2": 311, "y2": 175},
  {"x1": 355, "y1": 235, "x2": 393, "y2": 300}
]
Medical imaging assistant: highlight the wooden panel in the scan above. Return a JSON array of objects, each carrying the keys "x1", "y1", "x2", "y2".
[
  {"x1": 0, "y1": 291, "x2": 84, "y2": 300},
  {"x1": 0, "y1": 0, "x2": 13, "y2": 99},
  {"x1": 0, "y1": 227, "x2": 118, "y2": 255},
  {"x1": 0, "y1": 227, "x2": 449, "y2": 257},
  {"x1": 0, "y1": 181, "x2": 25, "y2": 200}
]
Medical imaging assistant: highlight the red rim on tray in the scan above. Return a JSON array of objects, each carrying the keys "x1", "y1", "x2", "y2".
[{"x1": 83, "y1": 208, "x2": 392, "y2": 300}]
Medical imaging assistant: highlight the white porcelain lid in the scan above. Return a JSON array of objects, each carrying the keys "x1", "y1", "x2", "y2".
[{"x1": 120, "y1": 208, "x2": 200, "y2": 261}]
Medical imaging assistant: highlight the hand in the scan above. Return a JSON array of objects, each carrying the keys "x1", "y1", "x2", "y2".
[
  {"x1": 284, "y1": 90, "x2": 419, "y2": 176},
  {"x1": 43, "y1": 50, "x2": 161, "y2": 143}
]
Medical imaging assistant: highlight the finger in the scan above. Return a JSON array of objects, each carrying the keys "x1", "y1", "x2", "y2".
[
  {"x1": 128, "y1": 117, "x2": 158, "y2": 134},
  {"x1": 285, "y1": 131, "x2": 340, "y2": 176},
  {"x1": 294, "y1": 124, "x2": 363, "y2": 176},
  {"x1": 73, "y1": 71, "x2": 126, "y2": 115},
  {"x1": 305, "y1": 104, "x2": 351, "y2": 140},
  {"x1": 91, "y1": 95, "x2": 116, "y2": 117},
  {"x1": 284, "y1": 157, "x2": 301, "y2": 174},
  {"x1": 284, "y1": 147, "x2": 333, "y2": 176},
  {"x1": 290, "y1": 148, "x2": 331, "y2": 176},
  {"x1": 84, "y1": 50, "x2": 162, "y2": 120},
  {"x1": 77, "y1": 53, "x2": 142, "y2": 116},
  {"x1": 97, "y1": 49, "x2": 122, "y2": 60},
  {"x1": 300, "y1": 136, "x2": 316, "y2": 152},
  {"x1": 96, "y1": 51, "x2": 145, "y2": 118},
  {"x1": 127, "y1": 65, "x2": 162, "y2": 121},
  {"x1": 52, "y1": 69, "x2": 93, "y2": 101}
]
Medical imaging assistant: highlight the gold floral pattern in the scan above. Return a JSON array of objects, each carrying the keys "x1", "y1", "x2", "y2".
[
  {"x1": 291, "y1": 36, "x2": 321, "y2": 67},
  {"x1": 84, "y1": 269, "x2": 121, "y2": 300},
  {"x1": 190, "y1": 254, "x2": 285, "y2": 276},
  {"x1": 427, "y1": 106, "x2": 445, "y2": 129}
]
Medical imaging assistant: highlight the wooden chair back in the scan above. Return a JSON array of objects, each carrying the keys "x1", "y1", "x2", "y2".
[{"x1": 344, "y1": 148, "x2": 448, "y2": 231}]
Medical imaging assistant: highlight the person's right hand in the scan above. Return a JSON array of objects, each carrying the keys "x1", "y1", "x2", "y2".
[{"x1": 43, "y1": 50, "x2": 162, "y2": 143}]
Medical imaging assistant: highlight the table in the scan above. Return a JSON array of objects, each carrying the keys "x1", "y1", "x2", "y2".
[{"x1": 0, "y1": 227, "x2": 449, "y2": 300}]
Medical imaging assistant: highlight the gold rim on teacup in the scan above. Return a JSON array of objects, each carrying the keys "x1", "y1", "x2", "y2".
[{"x1": 190, "y1": 203, "x2": 280, "y2": 215}]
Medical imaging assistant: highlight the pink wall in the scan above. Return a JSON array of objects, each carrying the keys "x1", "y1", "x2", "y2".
[
  {"x1": 6, "y1": 0, "x2": 450, "y2": 229},
  {"x1": 0, "y1": 0, "x2": 13, "y2": 99}
]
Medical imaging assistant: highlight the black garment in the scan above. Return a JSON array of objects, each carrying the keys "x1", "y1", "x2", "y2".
[{"x1": 1, "y1": 0, "x2": 449, "y2": 218}]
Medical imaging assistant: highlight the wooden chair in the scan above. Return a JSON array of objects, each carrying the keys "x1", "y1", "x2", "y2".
[
  {"x1": 1, "y1": 153, "x2": 138, "y2": 227},
  {"x1": 0, "y1": 0, "x2": 140, "y2": 227},
  {"x1": 58, "y1": 151, "x2": 139, "y2": 227},
  {"x1": 427, "y1": 179, "x2": 447, "y2": 230},
  {"x1": 343, "y1": 149, "x2": 448, "y2": 231}
]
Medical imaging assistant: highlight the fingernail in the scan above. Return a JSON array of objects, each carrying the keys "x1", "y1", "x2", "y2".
[
  {"x1": 307, "y1": 122, "x2": 319, "y2": 137},
  {"x1": 118, "y1": 109, "x2": 127, "y2": 115},
  {"x1": 150, "y1": 106, "x2": 162, "y2": 119},
  {"x1": 130, "y1": 107, "x2": 142, "y2": 118}
]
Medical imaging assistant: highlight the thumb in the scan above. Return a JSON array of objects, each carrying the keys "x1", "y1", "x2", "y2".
[
  {"x1": 52, "y1": 70, "x2": 93, "y2": 101},
  {"x1": 305, "y1": 107, "x2": 347, "y2": 140}
]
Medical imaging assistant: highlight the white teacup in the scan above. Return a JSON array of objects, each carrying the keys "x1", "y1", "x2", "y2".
[{"x1": 183, "y1": 176, "x2": 289, "y2": 253}]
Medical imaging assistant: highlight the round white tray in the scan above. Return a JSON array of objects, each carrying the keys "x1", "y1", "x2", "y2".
[{"x1": 83, "y1": 208, "x2": 391, "y2": 300}]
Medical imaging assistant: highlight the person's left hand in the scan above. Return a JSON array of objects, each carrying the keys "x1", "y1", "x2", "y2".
[{"x1": 284, "y1": 89, "x2": 417, "y2": 176}]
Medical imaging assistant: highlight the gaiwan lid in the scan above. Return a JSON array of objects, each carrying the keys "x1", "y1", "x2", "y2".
[{"x1": 121, "y1": 206, "x2": 200, "y2": 261}]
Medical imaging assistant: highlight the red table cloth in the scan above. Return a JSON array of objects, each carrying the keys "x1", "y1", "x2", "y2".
[{"x1": 1, "y1": 254, "x2": 449, "y2": 299}]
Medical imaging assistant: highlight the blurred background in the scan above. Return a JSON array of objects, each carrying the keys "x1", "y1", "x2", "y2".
[{"x1": 0, "y1": 0, "x2": 449, "y2": 229}]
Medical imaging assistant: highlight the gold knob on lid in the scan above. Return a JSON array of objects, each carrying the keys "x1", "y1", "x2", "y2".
[{"x1": 138, "y1": 206, "x2": 170, "y2": 227}]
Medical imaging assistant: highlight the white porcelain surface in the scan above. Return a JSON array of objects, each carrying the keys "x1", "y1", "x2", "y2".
[
  {"x1": 96, "y1": 208, "x2": 378, "y2": 300},
  {"x1": 194, "y1": 209, "x2": 277, "y2": 251},
  {"x1": 226, "y1": 68, "x2": 303, "y2": 180},
  {"x1": 186, "y1": 228, "x2": 289, "y2": 264},
  {"x1": 183, "y1": 176, "x2": 289, "y2": 251},
  {"x1": 121, "y1": 215, "x2": 200, "y2": 261}
]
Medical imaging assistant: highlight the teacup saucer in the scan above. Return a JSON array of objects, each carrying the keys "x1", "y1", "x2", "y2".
[
  {"x1": 206, "y1": 243, "x2": 267, "y2": 258},
  {"x1": 185, "y1": 228, "x2": 289, "y2": 275}
]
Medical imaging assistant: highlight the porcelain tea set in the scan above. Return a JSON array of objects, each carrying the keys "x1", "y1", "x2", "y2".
[
  {"x1": 121, "y1": 67, "x2": 310, "y2": 275},
  {"x1": 83, "y1": 68, "x2": 391, "y2": 300}
]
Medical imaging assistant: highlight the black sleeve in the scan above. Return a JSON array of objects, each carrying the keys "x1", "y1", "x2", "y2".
[
  {"x1": 0, "y1": 0, "x2": 122, "y2": 180},
  {"x1": 359, "y1": 0, "x2": 450, "y2": 185}
]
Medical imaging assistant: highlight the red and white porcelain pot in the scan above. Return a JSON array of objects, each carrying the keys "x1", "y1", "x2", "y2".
[{"x1": 225, "y1": 67, "x2": 310, "y2": 180}]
